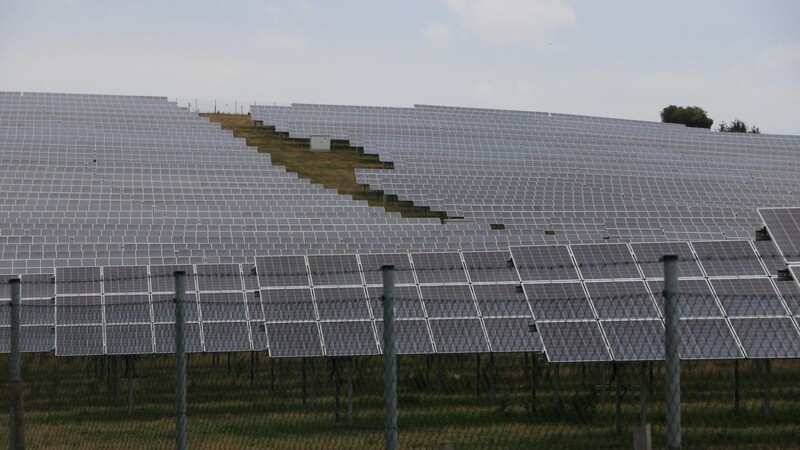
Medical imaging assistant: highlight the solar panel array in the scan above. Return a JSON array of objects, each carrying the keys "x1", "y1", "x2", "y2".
[
  {"x1": 759, "y1": 207, "x2": 800, "y2": 264},
  {"x1": 253, "y1": 103, "x2": 800, "y2": 244},
  {"x1": 2, "y1": 241, "x2": 799, "y2": 361},
  {"x1": 2, "y1": 92, "x2": 800, "y2": 362}
]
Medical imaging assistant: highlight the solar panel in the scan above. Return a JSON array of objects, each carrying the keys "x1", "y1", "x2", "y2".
[
  {"x1": 412, "y1": 252, "x2": 468, "y2": 284},
  {"x1": 2, "y1": 326, "x2": 53, "y2": 353},
  {"x1": 250, "y1": 322, "x2": 269, "y2": 351},
  {"x1": 367, "y1": 285, "x2": 425, "y2": 319},
  {"x1": 375, "y1": 319, "x2": 435, "y2": 354},
  {"x1": 419, "y1": 284, "x2": 478, "y2": 318},
  {"x1": 21, "y1": 273, "x2": 55, "y2": 299},
  {"x1": 758, "y1": 208, "x2": 800, "y2": 264},
  {"x1": 153, "y1": 322, "x2": 204, "y2": 353},
  {"x1": 198, "y1": 291, "x2": 248, "y2": 321},
  {"x1": 56, "y1": 295, "x2": 102, "y2": 325},
  {"x1": 260, "y1": 288, "x2": 317, "y2": 322},
  {"x1": 484, "y1": 317, "x2": 542, "y2": 352},
  {"x1": 709, "y1": 278, "x2": 788, "y2": 317},
  {"x1": 103, "y1": 266, "x2": 148, "y2": 294},
  {"x1": 246, "y1": 291, "x2": 264, "y2": 321},
  {"x1": 601, "y1": 319, "x2": 664, "y2": 361},
  {"x1": 646, "y1": 279, "x2": 723, "y2": 318},
  {"x1": 570, "y1": 244, "x2": 640, "y2": 280},
  {"x1": 14, "y1": 297, "x2": 55, "y2": 327},
  {"x1": 462, "y1": 250, "x2": 517, "y2": 282},
  {"x1": 730, "y1": 317, "x2": 800, "y2": 358},
  {"x1": 320, "y1": 320, "x2": 379, "y2": 356},
  {"x1": 256, "y1": 256, "x2": 309, "y2": 288},
  {"x1": 358, "y1": 253, "x2": 415, "y2": 285},
  {"x1": 753, "y1": 240, "x2": 786, "y2": 276},
  {"x1": 313, "y1": 286, "x2": 371, "y2": 320},
  {"x1": 679, "y1": 318, "x2": 742, "y2": 359},
  {"x1": 196, "y1": 264, "x2": 242, "y2": 291},
  {"x1": 472, "y1": 284, "x2": 531, "y2": 317},
  {"x1": 629, "y1": 242, "x2": 703, "y2": 279},
  {"x1": 151, "y1": 292, "x2": 199, "y2": 323},
  {"x1": 511, "y1": 245, "x2": 578, "y2": 282},
  {"x1": 691, "y1": 241, "x2": 767, "y2": 277},
  {"x1": 265, "y1": 322, "x2": 323, "y2": 357},
  {"x1": 56, "y1": 325, "x2": 104, "y2": 356},
  {"x1": 105, "y1": 324, "x2": 154, "y2": 354},
  {"x1": 307, "y1": 254, "x2": 362, "y2": 286},
  {"x1": 536, "y1": 321, "x2": 611, "y2": 362},
  {"x1": 150, "y1": 265, "x2": 196, "y2": 293},
  {"x1": 105, "y1": 294, "x2": 150, "y2": 323},
  {"x1": 202, "y1": 321, "x2": 252, "y2": 352},
  {"x1": 56, "y1": 266, "x2": 102, "y2": 295},
  {"x1": 429, "y1": 318, "x2": 489, "y2": 353},
  {"x1": 584, "y1": 281, "x2": 659, "y2": 319},
  {"x1": 775, "y1": 274, "x2": 800, "y2": 315},
  {"x1": 523, "y1": 282, "x2": 594, "y2": 321}
]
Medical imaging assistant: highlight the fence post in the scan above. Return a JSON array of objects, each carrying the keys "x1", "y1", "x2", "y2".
[
  {"x1": 663, "y1": 255, "x2": 681, "y2": 449},
  {"x1": 382, "y1": 265, "x2": 398, "y2": 450},
  {"x1": 174, "y1": 271, "x2": 187, "y2": 450},
  {"x1": 9, "y1": 278, "x2": 24, "y2": 450}
]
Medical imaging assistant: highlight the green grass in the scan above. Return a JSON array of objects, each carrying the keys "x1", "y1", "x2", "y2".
[
  {"x1": 202, "y1": 113, "x2": 447, "y2": 221},
  {"x1": 3, "y1": 354, "x2": 799, "y2": 449}
]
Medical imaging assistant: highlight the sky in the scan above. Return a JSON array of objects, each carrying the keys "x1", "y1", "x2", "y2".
[{"x1": 1, "y1": 0, "x2": 799, "y2": 134}]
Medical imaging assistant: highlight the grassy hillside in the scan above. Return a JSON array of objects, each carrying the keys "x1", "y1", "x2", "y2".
[{"x1": 203, "y1": 113, "x2": 446, "y2": 221}]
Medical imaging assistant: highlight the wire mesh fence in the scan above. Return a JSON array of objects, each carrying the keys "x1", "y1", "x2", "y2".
[{"x1": 1, "y1": 254, "x2": 800, "y2": 448}]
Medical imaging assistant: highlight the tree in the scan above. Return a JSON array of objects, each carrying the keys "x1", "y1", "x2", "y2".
[
  {"x1": 660, "y1": 105, "x2": 714, "y2": 128},
  {"x1": 718, "y1": 119, "x2": 760, "y2": 134}
]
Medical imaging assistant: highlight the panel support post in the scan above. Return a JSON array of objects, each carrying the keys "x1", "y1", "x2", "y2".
[
  {"x1": 663, "y1": 255, "x2": 681, "y2": 450},
  {"x1": 614, "y1": 362, "x2": 622, "y2": 436},
  {"x1": 639, "y1": 361, "x2": 648, "y2": 424},
  {"x1": 530, "y1": 352, "x2": 537, "y2": 414},
  {"x1": 347, "y1": 356, "x2": 355, "y2": 426},
  {"x1": 733, "y1": 360, "x2": 740, "y2": 412},
  {"x1": 382, "y1": 265, "x2": 398, "y2": 450},
  {"x1": 633, "y1": 361, "x2": 653, "y2": 450},
  {"x1": 762, "y1": 360, "x2": 771, "y2": 422},
  {"x1": 9, "y1": 278, "x2": 25, "y2": 450},
  {"x1": 127, "y1": 355, "x2": 134, "y2": 415},
  {"x1": 174, "y1": 270, "x2": 187, "y2": 450}
]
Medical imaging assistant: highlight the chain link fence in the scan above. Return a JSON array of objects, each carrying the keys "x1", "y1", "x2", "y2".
[{"x1": 2, "y1": 255, "x2": 800, "y2": 449}]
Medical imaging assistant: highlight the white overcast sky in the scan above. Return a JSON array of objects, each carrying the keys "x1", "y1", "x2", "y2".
[{"x1": 1, "y1": 0, "x2": 799, "y2": 134}]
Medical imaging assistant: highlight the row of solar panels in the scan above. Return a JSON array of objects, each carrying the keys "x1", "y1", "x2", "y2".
[
  {"x1": 251, "y1": 104, "x2": 800, "y2": 244},
  {"x1": 2, "y1": 239, "x2": 800, "y2": 360}
]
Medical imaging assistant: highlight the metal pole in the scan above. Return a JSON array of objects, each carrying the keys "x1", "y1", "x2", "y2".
[
  {"x1": 762, "y1": 360, "x2": 771, "y2": 421},
  {"x1": 347, "y1": 356, "x2": 354, "y2": 426},
  {"x1": 663, "y1": 255, "x2": 681, "y2": 449},
  {"x1": 9, "y1": 278, "x2": 25, "y2": 450},
  {"x1": 733, "y1": 360, "x2": 740, "y2": 412},
  {"x1": 475, "y1": 354, "x2": 481, "y2": 397},
  {"x1": 127, "y1": 356, "x2": 134, "y2": 415},
  {"x1": 614, "y1": 362, "x2": 622, "y2": 436},
  {"x1": 530, "y1": 352, "x2": 537, "y2": 414},
  {"x1": 640, "y1": 362, "x2": 647, "y2": 424},
  {"x1": 382, "y1": 265, "x2": 398, "y2": 450},
  {"x1": 174, "y1": 271, "x2": 187, "y2": 450}
]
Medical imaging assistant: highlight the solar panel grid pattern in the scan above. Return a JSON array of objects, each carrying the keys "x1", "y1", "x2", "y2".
[
  {"x1": 584, "y1": 281, "x2": 659, "y2": 319},
  {"x1": 511, "y1": 245, "x2": 578, "y2": 281},
  {"x1": 709, "y1": 278, "x2": 788, "y2": 317},
  {"x1": 758, "y1": 208, "x2": 800, "y2": 264},
  {"x1": 411, "y1": 252, "x2": 468, "y2": 284},
  {"x1": 4, "y1": 94, "x2": 800, "y2": 361},
  {"x1": 630, "y1": 242, "x2": 704, "y2": 278},
  {"x1": 691, "y1": 241, "x2": 767, "y2": 277},
  {"x1": 523, "y1": 282, "x2": 594, "y2": 321},
  {"x1": 571, "y1": 244, "x2": 641, "y2": 280}
]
